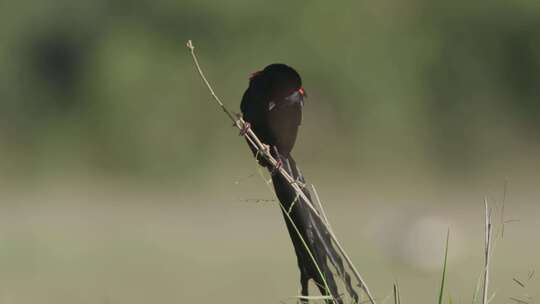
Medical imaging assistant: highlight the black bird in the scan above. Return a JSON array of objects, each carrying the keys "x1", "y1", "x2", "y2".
[
  {"x1": 240, "y1": 63, "x2": 305, "y2": 164},
  {"x1": 240, "y1": 64, "x2": 358, "y2": 303}
]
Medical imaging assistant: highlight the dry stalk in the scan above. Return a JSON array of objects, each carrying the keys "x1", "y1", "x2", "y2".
[
  {"x1": 482, "y1": 198, "x2": 493, "y2": 304},
  {"x1": 393, "y1": 281, "x2": 401, "y2": 304},
  {"x1": 186, "y1": 40, "x2": 376, "y2": 304}
]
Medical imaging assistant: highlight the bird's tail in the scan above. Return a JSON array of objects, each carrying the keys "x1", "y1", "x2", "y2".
[{"x1": 270, "y1": 153, "x2": 359, "y2": 304}]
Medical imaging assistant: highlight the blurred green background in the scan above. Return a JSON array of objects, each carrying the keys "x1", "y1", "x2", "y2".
[{"x1": 1, "y1": 0, "x2": 539, "y2": 303}]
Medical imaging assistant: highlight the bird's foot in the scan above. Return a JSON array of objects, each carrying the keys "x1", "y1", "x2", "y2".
[
  {"x1": 271, "y1": 158, "x2": 283, "y2": 174},
  {"x1": 238, "y1": 121, "x2": 251, "y2": 136}
]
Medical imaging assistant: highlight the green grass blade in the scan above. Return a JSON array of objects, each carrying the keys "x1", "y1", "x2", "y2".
[
  {"x1": 393, "y1": 281, "x2": 400, "y2": 304},
  {"x1": 438, "y1": 229, "x2": 450, "y2": 304}
]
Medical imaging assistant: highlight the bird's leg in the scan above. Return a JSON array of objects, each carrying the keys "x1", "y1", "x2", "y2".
[
  {"x1": 274, "y1": 158, "x2": 283, "y2": 172},
  {"x1": 271, "y1": 159, "x2": 283, "y2": 175}
]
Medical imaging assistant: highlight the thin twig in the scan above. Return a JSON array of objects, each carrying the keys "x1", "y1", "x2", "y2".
[
  {"x1": 512, "y1": 277, "x2": 525, "y2": 288},
  {"x1": 501, "y1": 179, "x2": 508, "y2": 238},
  {"x1": 186, "y1": 40, "x2": 237, "y2": 122},
  {"x1": 393, "y1": 281, "x2": 400, "y2": 304},
  {"x1": 509, "y1": 297, "x2": 529, "y2": 304},
  {"x1": 295, "y1": 295, "x2": 335, "y2": 300},
  {"x1": 311, "y1": 184, "x2": 331, "y2": 226},
  {"x1": 472, "y1": 268, "x2": 483, "y2": 304},
  {"x1": 482, "y1": 198, "x2": 492, "y2": 304},
  {"x1": 438, "y1": 229, "x2": 450, "y2": 304}
]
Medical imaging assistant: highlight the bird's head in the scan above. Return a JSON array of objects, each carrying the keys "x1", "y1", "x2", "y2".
[{"x1": 250, "y1": 63, "x2": 307, "y2": 106}]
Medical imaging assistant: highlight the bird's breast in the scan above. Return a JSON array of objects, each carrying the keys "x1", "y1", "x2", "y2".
[{"x1": 267, "y1": 103, "x2": 302, "y2": 155}]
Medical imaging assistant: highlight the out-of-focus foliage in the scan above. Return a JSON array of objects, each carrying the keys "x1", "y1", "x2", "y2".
[{"x1": 1, "y1": 0, "x2": 539, "y2": 181}]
